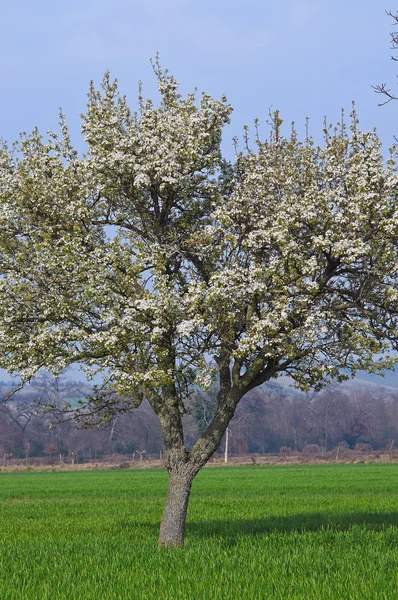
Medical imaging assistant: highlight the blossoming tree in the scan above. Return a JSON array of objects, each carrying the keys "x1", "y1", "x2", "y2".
[{"x1": 1, "y1": 62, "x2": 398, "y2": 547}]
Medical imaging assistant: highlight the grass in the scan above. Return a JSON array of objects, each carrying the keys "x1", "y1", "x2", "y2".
[{"x1": 1, "y1": 464, "x2": 398, "y2": 599}]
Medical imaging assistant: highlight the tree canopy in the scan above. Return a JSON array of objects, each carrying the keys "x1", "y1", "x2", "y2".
[{"x1": 1, "y1": 61, "x2": 398, "y2": 546}]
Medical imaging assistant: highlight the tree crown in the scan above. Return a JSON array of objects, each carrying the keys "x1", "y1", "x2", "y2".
[{"x1": 1, "y1": 65, "x2": 397, "y2": 422}]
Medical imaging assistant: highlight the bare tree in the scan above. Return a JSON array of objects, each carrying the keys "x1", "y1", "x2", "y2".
[
  {"x1": 0, "y1": 397, "x2": 45, "y2": 460},
  {"x1": 374, "y1": 10, "x2": 398, "y2": 104}
]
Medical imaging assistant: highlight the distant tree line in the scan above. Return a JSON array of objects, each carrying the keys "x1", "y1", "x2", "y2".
[{"x1": 1, "y1": 378, "x2": 398, "y2": 461}]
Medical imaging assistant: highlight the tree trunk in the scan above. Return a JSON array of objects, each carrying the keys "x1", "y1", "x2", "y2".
[
  {"x1": 153, "y1": 369, "x2": 246, "y2": 548},
  {"x1": 158, "y1": 468, "x2": 194, "y2": 548}
]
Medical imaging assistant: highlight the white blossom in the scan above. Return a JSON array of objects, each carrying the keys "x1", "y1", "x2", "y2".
[{"x1": 0, "y1": 72, "x2": 396, "y2": 404}]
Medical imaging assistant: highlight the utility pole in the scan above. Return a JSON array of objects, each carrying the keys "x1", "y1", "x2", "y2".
[{"x1": 224, "y1": 427, "x2": 229, "y2": 464}]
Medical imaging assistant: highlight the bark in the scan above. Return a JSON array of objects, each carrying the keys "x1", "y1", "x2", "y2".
[
  {"x1": 157, "y1": 386, "x2": 242, "y2": 547},
  {"x1": 158, "y1": 466, "x2": 194, "y2": 548},
  {"x1": 157, "y1": 382, "x2": 194, "y2": 548},
  {"x1": 155, "y1": 353, "x2": 274, "y2": 547}
]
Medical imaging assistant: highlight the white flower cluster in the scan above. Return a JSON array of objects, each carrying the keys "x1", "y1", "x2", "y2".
[{"x1": 0, "y1": 73, "x2": 397, "y2": 406}]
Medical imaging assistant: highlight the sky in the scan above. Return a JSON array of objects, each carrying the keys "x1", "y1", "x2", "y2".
[{"x1": 0, "y1": 0, "x2": 397, "y2": 386}]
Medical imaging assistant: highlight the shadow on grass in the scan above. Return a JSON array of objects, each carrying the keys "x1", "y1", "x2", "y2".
[
  {"x1": 184, "y1": 511, "x2": 398, "y2": 540},
  {"x1": 133, "y1": 511, "x2": 398, "y2": 544}
]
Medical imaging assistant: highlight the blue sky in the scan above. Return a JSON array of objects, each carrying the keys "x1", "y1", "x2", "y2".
[
  {"x1": 0, "y1": 0, "x2": 397, "y2": 386},
  {"x1": 1, "y1": 0, "x2": 396, "y2": 147}
]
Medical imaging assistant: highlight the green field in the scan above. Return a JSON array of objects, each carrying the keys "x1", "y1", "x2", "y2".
[{"x1": 1, "y1": 464, "x2": 398, "y2": 599}]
